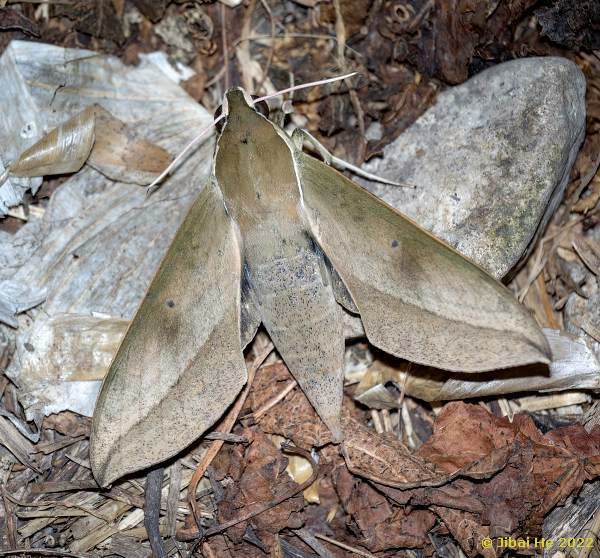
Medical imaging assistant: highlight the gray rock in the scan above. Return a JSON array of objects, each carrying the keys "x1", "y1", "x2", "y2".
[{"x1": 361, "y1": 57, "x2": 586, "y2": 279}]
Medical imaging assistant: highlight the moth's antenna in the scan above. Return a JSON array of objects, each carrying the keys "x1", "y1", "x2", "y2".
[
  {"x1": 146, "y1": 72, "x2": 358, "y2": 195},
  {"x1": 252, "y1": 71, "x2": 358, "y2": 104},
  {"x1": 146, "y1": 114, "x2": 225, "y2": 196}
]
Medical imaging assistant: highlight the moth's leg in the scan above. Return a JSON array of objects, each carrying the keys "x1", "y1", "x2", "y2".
[
  {"x1": 291, "y1": 128, "x2": 413, "y2": 188},
  {"x1": 271, "y1": 106, "x2": 287, "y2": 128},
  {"x1": 291, "y1": 128, "x2": 333, "y2": 164}
]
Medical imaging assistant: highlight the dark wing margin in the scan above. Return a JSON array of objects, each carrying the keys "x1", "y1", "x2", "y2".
[
  {"x1": 90, "y1": 180, "x2": 246, "y2": 486},
  {"x1": 240, "y1": 264, "x2": 261, "y2": 348},
  {"x1": 297, "y1": 152, "x2": 551, "y2": 373}
]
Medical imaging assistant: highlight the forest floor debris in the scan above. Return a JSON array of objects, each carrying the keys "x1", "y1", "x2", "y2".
[{"x1": 0, "y1": 0, "x2": 599, "y2": 556}]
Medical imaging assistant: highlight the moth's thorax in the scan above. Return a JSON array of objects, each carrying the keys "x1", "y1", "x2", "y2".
[{"x1": 214, "y1": 93, "x2": 302, "y2": 232}]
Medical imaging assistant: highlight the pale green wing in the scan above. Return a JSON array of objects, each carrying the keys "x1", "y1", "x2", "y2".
[
  {"x1": 90, "y1": 180, "x2": 246, "y2": 486},
  {"x1": 297, "y1": 153, "x2": 551, "y2": 372}
]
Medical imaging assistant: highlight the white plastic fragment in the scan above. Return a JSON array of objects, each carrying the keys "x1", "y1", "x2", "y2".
[{"x1": 0, "y1": 280, "x2": 46, "y2": 328}]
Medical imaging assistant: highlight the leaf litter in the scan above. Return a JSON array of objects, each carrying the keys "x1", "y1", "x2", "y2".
[{"x1": 0, "y1": 0, "x2": 599, "y2": 557}]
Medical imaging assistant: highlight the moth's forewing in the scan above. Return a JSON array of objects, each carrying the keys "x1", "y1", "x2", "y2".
[
  {"x1": 297, "y1": 152, "x2": 551, "y2": 372},
  {"x1": 90, "y1": 180, "x2": 246, "y2": 486}
]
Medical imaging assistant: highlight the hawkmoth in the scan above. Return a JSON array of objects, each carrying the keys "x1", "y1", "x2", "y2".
[{"x1": 89, "y1": 86, "x2": 550, "y2": 486}]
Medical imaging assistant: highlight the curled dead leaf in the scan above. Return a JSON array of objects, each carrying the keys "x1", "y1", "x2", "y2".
[
  {"x1": 216, "y1": 430, "x2": 305, "y2": 546},
  {"x1": 9, "y1": 106, "x2": 96, "y2": 177},
  {"x1": 8, "y1": 105, "x2": 172, "y2": 186},
  {"x1": 337, "y1": 403, "x2": 600, "y2": 556},
  {"x1": 341, "y1": 415, "x2": 508, "y2": 490},
  {"x1": 272, "y1": 435, "x2": 320, "y2": 504},
  {"x1": 419, "y1": 403, "x2": 600, "y2": 557}
]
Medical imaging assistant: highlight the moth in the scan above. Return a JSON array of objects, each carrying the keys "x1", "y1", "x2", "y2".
[{"x1": 89, "y1": 85, "x2": 551, "y2": 486}]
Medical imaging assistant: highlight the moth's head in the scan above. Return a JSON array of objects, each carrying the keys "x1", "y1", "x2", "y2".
[{"x1": 213, "y1": 87, "x2": 270, "y2": 134}]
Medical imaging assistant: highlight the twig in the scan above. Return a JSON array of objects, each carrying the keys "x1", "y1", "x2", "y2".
[
  {"x1": 29, "y1": 481, "x2": 98, "y2": 494},
  {"x1": 236, "y1": 0, "x2": 257, "y2": 92},
  {"x1": 205, "y1": 66, "x2": 226, "y2": 89},
  {"x1": 33, "y1": 435, "x2": 86, "y2": 455},
  {"x1": 221, "y1": 3, "x2": 229, "y2": 90},
  {"x1": 293, "y1": 529, "x2": 335, "y2": 558},
  {"x1": 370, "y1": 410, "x2": 383, "y2": 434},
  {"x1": 30, "y1": 480, "x2": 100, "y2": 494},
  {"x1": 534, "y1": 273, "x2": 561, "y2": 329},
  {"x1": 232, "y1": 33, "x2": 363, "y2": 58},
  {"x1": 144, "y1": 467, "x2": 166, "y2": 558},
  {"x1": 517, "y1": 211, "x2": 595, "y2": 301},
  {"x1": 397, "y1": 364, "x2": 410, "y2": 440},
  {"x1": 104, "y1": 486, "x2": 145, "y2": 509},
  {"x1": 251, "y1": 379, "x2": 297, "y2": 420},
  {"x1": 0, "y1": 552, "x2": 91, "y2": 558},
  {"x1": 184, "y1": 343, "x2": 274, "y2": 532},
  {"x1": 204, "y1": 431, "x2": 249, "y2": 443},
  {"x1": 381, "y1": 409, "x2": 393, "y2": 433},
  {"x1": 1, "y1": 487, "x2": 17, "y2": 549},
  {"x1": 313, "y1": 533, "x2": 378, "y2": 558},
  {"x1": 333, "y1": 0, "x2": 365, "y2": 148},
  {"x1": 0, "y1": 167, "x2": 9, "y2": 188},
  {"x1": 406, "y1": 0, "x2": 434, "y2": 32},
  {"x1": 577, "y1": 510, "x2": 600, "y2": 558},
  {"x1": 5, "y1": 0, "x2": 74, "y2": 3},
  {"x1": 165, "y1": 460, "x2": 182, "y2": 538},
  {"x1": 5, "y1": 493, "x2": 111, "y2": 523}
]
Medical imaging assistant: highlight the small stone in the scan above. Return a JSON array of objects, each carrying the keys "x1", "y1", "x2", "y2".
[{"x1": 361, "y1": 57, "x2": 586, "y2": 279}]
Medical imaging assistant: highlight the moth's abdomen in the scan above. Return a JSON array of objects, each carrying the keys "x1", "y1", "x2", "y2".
[
  {"x1": 247, "y1": 234, "x2": 340, "y2": 346},
  {"x1": 244, "y1": 228, "x2": 345, "y2": 440}
]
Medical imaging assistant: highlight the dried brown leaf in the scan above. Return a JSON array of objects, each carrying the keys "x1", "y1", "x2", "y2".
[
  {"x1": 89, "y1": 106, "x2": 172, "y2": 184},
  {"x1": 54, "y1": 0, "x2": 125, "y2": 44},
  {"x1": 8, "y1": 105, "x2": 172, "y2": 186},
  {"x1": 341, "y1": 415, "x2": 508, "y2": 490},
  {"x1": 339, "y1": 472, "x2": 437, "y2": 552},
  {"x1": 217, "y1": 429, "x2": 305, "y2": 545},
  {"x1": 42, "y1": 412, "x2": 92, "y2": 438},
  {"x1": 0, "y1": 7, "x2": 39, "y2": 36},
  {"x1": 418, "y1": 403, "x2": 600, "y2": 556},
  {"x1": 250, "y1": 362, "x2": 334, "y2": 448}
]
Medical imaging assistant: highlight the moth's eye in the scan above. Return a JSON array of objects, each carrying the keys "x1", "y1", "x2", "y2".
[
  {"x1": 251, "y1": 96, "x2": 269, "y2": 118},
  {"x1": 214, "y1": 104, "x2": 226, "y2": 133}
]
